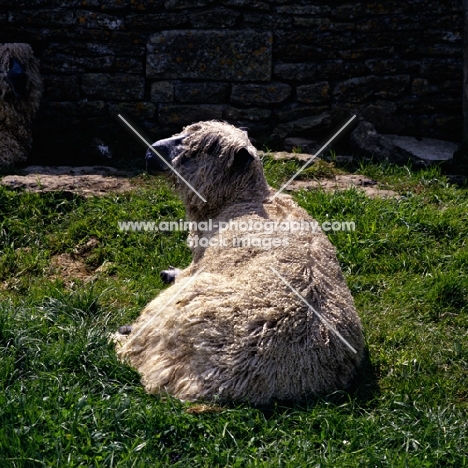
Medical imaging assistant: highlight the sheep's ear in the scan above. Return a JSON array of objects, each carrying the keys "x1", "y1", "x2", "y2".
[{"x1": 230, "y1": 148, "x2": 254, "y2": 172}]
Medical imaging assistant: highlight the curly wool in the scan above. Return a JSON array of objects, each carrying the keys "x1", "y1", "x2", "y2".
[
  {"x1": 117, "y1": 121, "x2": 365, "y2": 405},
  {"x1": 0, "y1": 43, "x2": 43, "y2": 166},
  {"x1": 167, "y1": 121, "x2": 270, "y2": 222}
]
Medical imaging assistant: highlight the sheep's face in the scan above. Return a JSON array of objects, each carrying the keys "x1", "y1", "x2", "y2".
[
  {"x1": 1, "y1": 57, "x2": 28, "y2": 100},
  {"x1": 0, "y1": 43, "x2": 41, "y2": 103},
  {"x1": 146, "y1": 121, "x2": 268, "y2": 219},
  {"x1": 146, "y1": 121, "x2": 255, "y2": 176}
]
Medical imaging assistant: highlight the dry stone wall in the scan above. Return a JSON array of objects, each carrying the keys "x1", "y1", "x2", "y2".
[{"x1": 0, "y1": 0, "x2": 463, "y2": 162}]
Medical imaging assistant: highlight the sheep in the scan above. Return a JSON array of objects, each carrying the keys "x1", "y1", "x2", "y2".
[
  {"x1": 0, "y1": 43, "x2": 43, "y2": 167},
  {"x1": 116, "y1": 121, "x2": 365, "y2": 405}
]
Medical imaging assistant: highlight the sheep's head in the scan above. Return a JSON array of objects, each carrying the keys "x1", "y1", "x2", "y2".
[
  {"x1": 146, "y1": 121, "x2": 269, "y2": 220},
  {"x1": 0, "y1": 43, "x2": 42, "y2": 102}
]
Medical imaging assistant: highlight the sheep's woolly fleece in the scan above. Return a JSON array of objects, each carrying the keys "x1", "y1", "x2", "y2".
[
  {"x1": 117, "y1": 121, "x2": 365, "y2": 405},
  {"x1": 0, "y1": 43, "x2": 42, "y2": 167}
]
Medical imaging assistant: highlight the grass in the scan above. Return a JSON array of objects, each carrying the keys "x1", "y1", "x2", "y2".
[
  {"x1": 261, "y1": 152, "x2": 342, "y2": 185},
  {"x1": 0, "y1": 160, "x2": 467, "y2": 467}
]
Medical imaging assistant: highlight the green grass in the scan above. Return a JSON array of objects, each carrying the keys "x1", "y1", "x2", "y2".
[
  {"x1": 261, "y1": 153, "x2": 341, "y2": 186},
  {"x1": 0, "y1": 161, "x2": 467, "y2": 467}
]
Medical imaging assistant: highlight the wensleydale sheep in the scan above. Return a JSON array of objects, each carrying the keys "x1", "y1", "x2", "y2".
[
  {"x1": 0, "y1": 43, "x2": 42, "y2": 167},
  {"x1": 117, "y1": 121, "x2": 365, "y2": 405}
]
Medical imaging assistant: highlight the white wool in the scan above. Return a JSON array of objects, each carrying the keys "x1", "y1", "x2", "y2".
[{"x1": 117, "y1": 121, "x2": 365, "y2": 405}]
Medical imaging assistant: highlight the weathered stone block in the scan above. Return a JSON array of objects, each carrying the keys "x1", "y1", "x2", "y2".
[
  {"x1": 82, "y1": 74, "x2": 145, "y2": 100},
  {"x1": 45, "y1": 42, "x2": 146, "y2": 58},
  {"x1": 333, "y1": 75, "x2": 410, "y2": 102},
  {"x1": 273, "y1": 63, "x2": 317, "y2": 81},
  {"x1": 329, "y1": 22, "x2": 356, "y2": 31},
  {"x1": 350, "y1": 121, "x2": 411, "y2": 164},
  {"x1": 43, "y1": 54, "x2": 143, "y2": 74},
  {"x1": 403, "y1": 94, "x2": 461, "y2": 114},
  {"x1": 231, "y1": 83, "x2": 291, "y2": 104},
  {"x1": 419, "y1": 58, "x2": 462, "y2": 81},
  {"x1": 8, "y1": 9, "x2": 74, "y2": 27},
  {"x1": 366, "y1": 15, "x2": 431, "y2": 32},
  {"x1": 404, "y1": 43, "x2": 462, "y2": 58},
  {"x1": 43, "y1": 100, "x2": 107, "y2": 118},
  {"x1": 317, "y1": 61, "x2": 368, "y2": 81},
  {"x1": 189, "y1": 8, "x2": 241, "y2": 28},
  {"x1": 376, "y1": 76, "x2": 412, "y2": 99},
  {"x1": 412, "y1": 78, "x2": 438, "y2": 96},
  {"x1": 7, "y1": 8, "x2": 125, "y2": 30},
  {"x1": 130, "y1": 0, "x2": 165, "y2": 11},
  {"x1": 364, "y1": 59, "x2": 422, "y2": 75},
  {"x1": 276, "y1": 5, "x2": 330, "y2": 15},
  {"x1": 430, "y1": 15, "x2": 463, "y2": 30},
  {"x1": 165, "y1": 0, "x2": 215, "y2": 8},
  {"x1": 331, "y1": 4, "x2": 372, "y2": 20},
  {"x1": 108, "y1": 102, "x2": 157, "y2": 120},
  {"x1": 274, "y1": 30, "x2": 356, "y2": 61},
  {"x1": 4, "y1": 0, "x2": 128, "y2": 6},
  {"x1": 339, "y1": 46, "x2": 396, "y2": 61},
  {"x1": 151, "y1": 81, "x2": 174, "y2": 102},
  {"x1": 244, "y1": 13, "x2": 292, "y2": 29},
  {"x1": 175, "y1": 82, "x2": 230, "y2": 103},
  {"x1": 147, "y1": 30, "x2": 273, "y2": 81},
  {"x1": 158, "y1": 104, "x2": 224, "y2": 125},
  {"x1": 220, "y1": 0, "x2": 270, "y2": 9},
  {"x1": 224, "y1": 107, "x2": 272, "y2": 122},
  {"x1": 96, "y1": 0, "x2": 131, "y2": 10},
  {"x1": 43, "y1": 75, "x2": 80, "y2": 101},
  {"x1": 297, "y1": 82, "x2": 331, "y2": 104},
  {"x1": 293, "y1": 17, "x2": 331, "y2": 28},
  {"x1": 274, "y1": 104, "x2": 330, "y2": 123},
  {"x1": 283, "y1": 137, "x2": 317, "y2": 154},
  {"x1": 272, "y1": 113, "x2": 332, "y2": 141},
  {"x1": 75, "y1": 11, "x2": 125, "y2": 30},
  {"x1": 126, "y1": 13, "x2": 188, "y2": 29},
  {"x1": 223, "y1": 107, "x2": 272, "y2": 135},
  {"x1": 386, "y1": 135, "x2": 457, "y2": 163},
  {"x1": 361, "y1": 101, "x2": 403, "y2": 134}
]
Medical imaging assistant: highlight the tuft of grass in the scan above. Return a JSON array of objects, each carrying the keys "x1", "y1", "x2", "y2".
[
  {"x1": 0, "y1": 161, "x2": 467, "y2": 466},
  {"x1": 261, "y1": 153, "x2": 341, "y2": 188}
]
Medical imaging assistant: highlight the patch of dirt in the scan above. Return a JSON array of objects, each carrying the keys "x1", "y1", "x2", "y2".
[
  {"x1": 263, "y1": 152, "x2": 399, "y2": 198},
  {"x1": 185, "y1": 404, "x2": 225, "y2": 415},
  {"x1": 0, "y1": 161, "x2": 399, "y2": 198},
  {"x1": 48, "y1": 237, "x2": 115, "y2": 285},
  {"x1": 0, "y1": 236, "x2": 116, "y2": 291},
  {"x1": 49, "y1": 253, "x2": 92, "y2": 283},
  {"x1": 262, "y1": 150, "x2": 313, "y2": 163},
  {"x1": 1, "y1": 165, "x2": 134, "y2": 196},
  {"x1": 285, "y1": 174, "x2": 399, "y2": 198}
]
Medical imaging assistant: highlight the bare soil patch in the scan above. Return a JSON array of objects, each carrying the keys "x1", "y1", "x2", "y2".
[
  {"x1": 0, "y1": 161, "x2": 398, "y2": 198},
  {"x1": 285, "y1": 174, "x2": 398, "y2": 198},
  {"x1": 48, "y1": 237, "x2": 114, "y2": 285},
  {"x1": 1, "y1": 166, "x2": 134, "y2": 196}
]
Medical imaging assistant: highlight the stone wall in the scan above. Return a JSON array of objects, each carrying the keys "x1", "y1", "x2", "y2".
[{"x1": 0, "y1": 0, "x2": 463, "y2": 162}]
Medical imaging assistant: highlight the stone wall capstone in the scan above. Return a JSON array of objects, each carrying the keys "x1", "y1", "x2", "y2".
[{"x1": 0, "y1": 0, "x2": 463, "y2": 162}]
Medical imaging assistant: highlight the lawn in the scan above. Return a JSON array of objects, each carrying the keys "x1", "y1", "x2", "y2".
[{"x1": 0, "y1": 158, "x2": 467, "y2": 467}]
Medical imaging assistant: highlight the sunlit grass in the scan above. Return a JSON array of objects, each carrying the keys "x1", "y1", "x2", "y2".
[{"x1": 0, "y1": 161, "x2": 467, "y2": 466}]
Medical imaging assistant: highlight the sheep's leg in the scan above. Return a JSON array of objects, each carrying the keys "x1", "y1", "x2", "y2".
[
  {"x1": 118, "y1": 325, "x2": 133, "y2": 335},
  {"x1": 117, "y1": 267, "x2": 181, "y2": 336},
  {"x1": 160, "y1": 266, "x2": 181, "y2": 284}
]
